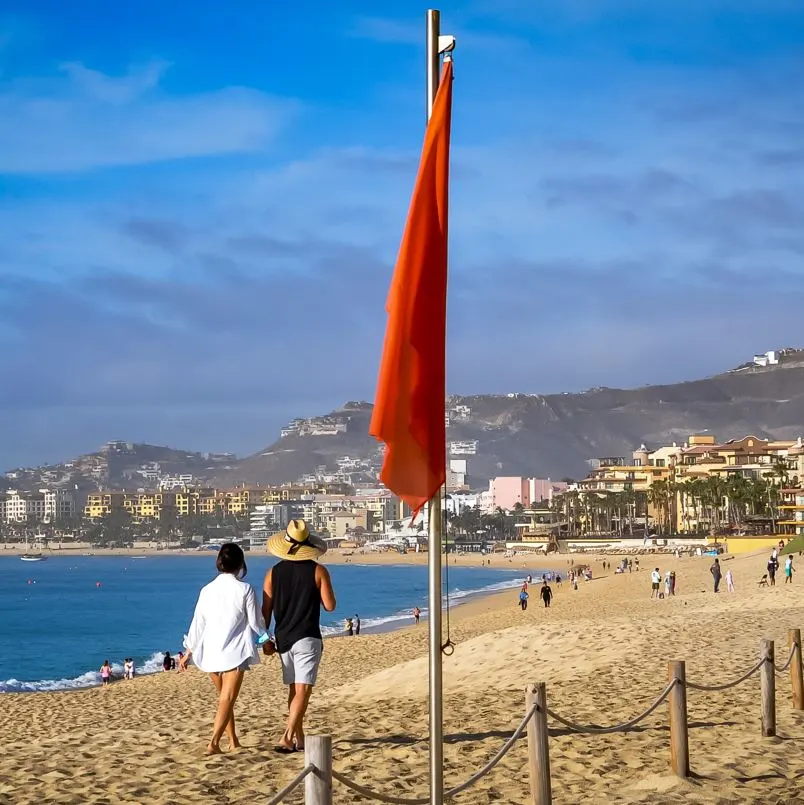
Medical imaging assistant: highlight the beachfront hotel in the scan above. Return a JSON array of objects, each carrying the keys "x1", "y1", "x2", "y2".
[{"x1": 551, "y1": 433, "x2": 804, "y2": 554}]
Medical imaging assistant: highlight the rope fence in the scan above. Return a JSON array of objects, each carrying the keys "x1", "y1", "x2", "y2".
[{"x1": 267, "y1": 628, "x2": 804, "y2": 805}]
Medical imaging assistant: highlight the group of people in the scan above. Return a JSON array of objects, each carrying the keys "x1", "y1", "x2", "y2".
[
  {"x1": 182, "y1": 520, "x2": 335, "y2": 755},
  {"x1": 518, "y1": 576, "x2": 553, "y2": 610},
  {"x1": 767, "y1": 548, "x2": 795, "y2": 586},
  {"x1": 344, "y1": 615, "x2": 361, "y2": 636},
  {"x1": 650, "y1": 567, "x2": 678, "y2": 598}
]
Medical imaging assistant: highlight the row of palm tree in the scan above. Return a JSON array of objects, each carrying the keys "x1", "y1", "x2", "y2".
[{"x1": 555, "y1": 466, "x2": 798, "y2": 537}]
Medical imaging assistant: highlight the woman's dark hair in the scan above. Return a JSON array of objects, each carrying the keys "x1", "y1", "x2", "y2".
[{"x1": 217, "y1": 542, "x2": 247, "y2": 579}]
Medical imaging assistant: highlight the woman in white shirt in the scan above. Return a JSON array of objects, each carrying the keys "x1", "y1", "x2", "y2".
[{"x1": 180, "y1": 543, "x2": 266, "y2": 754}]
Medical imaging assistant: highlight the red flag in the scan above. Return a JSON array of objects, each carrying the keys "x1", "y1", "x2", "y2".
[{"x1": 369, "y1": 61, "x2": 453, "y2": 516}]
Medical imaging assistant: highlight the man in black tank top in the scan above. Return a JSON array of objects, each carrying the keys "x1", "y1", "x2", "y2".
[{"x1": 262, "y1": 520, "x2": 336, "y2": 753}]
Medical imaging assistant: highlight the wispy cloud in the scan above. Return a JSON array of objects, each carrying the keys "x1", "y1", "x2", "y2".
[{"x1": 0, "y1": 60, "x2": 297, "y2": 173}]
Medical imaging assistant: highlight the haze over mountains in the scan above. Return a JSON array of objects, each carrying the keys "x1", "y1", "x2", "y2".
[{"x1": 5, "y1": 352, "x2": 804, "y2": 492}]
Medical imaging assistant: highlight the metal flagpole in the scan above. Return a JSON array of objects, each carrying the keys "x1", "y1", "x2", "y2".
[
  {"x1": 425, "y1": 9, "x2": 444, "y2": 801},
  {"x1": 425, "y1": 9, "x2": 454, "y2": 805}
]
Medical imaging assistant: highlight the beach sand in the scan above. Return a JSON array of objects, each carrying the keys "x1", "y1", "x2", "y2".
[{"x1": 2, "y1": 550, "x2": 804, "y2": 804}]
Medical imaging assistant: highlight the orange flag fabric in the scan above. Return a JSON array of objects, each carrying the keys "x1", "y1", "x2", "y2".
[{"x1": 369, "y1": 60, "x2": 454, "y2": 516}]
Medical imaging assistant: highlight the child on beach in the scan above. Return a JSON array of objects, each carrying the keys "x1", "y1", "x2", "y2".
[
  {"x1": 785, "y1": 555, "x2": 794, "y2": 584},
  {"x1": 180, "y1": 543, "x2": 266, "y2": 755},
  {"x1": 519, "y1": 587, "x2": 529, "y2": 611},
  {"x1": 725, "y1": 569, "x2": 734, "y2": 593},
  {"x1": 100, "y1": 660, "x2": 112, "y2": 686},
  {"x1": 123, "y1": 658, "x2": 134, "y2": 679}
]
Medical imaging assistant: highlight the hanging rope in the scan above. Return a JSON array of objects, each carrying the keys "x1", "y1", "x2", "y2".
[{"x1": 442, "y1": 490, "x2": 455, "y2": 656}]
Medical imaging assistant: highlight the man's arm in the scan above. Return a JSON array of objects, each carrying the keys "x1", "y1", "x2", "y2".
[
  {"x1": 316, "y1": 564, "x2": 337, "y2": 612},
  {"x1": 261, "y1": 568, "x2": 274, "y2": 627}
]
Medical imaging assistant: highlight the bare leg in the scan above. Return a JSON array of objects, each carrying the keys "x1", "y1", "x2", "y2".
[
  {"x1": 275, "y1": 686, "x2": 299, "y2": 750},
  {"x1": 210, "y1": 672, "x2": 243, "y2": 750},
  {"x1": 207, "y1": 670, "x2": 244, "y2": 754},
  {"x1": 285, "y1": 683, "x2": 313, "y2": 750}
]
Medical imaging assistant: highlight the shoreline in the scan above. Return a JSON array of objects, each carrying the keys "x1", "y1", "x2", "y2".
[{"x1": 1, "y1": 564, "x2": 533, "y2": 694}]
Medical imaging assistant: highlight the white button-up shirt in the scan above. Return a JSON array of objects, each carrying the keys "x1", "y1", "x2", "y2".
[{"x1": 184, "y1": 573, "x2": 266, "y2": 673}]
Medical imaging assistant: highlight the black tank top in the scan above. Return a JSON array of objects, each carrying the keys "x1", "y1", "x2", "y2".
[{"x1": 272, "y1": 560, "x2": 322, "y2": 653}]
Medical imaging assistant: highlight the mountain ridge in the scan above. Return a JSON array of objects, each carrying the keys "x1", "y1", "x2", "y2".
[{"x1": 5, "y1": 351, "x2": 804, "y2": 491}]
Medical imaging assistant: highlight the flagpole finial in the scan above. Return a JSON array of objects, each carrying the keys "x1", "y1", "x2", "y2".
[{"x1": 438, "y1": 35, "x2": 456, "y2": 54}]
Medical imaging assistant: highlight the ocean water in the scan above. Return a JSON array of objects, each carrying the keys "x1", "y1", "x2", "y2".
[{"x1": 0, "y1": 555, "x2": 531, "y2": 693}]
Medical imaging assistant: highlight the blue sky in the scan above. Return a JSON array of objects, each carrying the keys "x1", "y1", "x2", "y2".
[{"x1": 1, "y1": 1, "x2": 803, "y2": 468}]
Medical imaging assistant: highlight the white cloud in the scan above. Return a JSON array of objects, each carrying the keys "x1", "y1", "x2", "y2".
[{"x1": 0, "y1": 60, "x2": 298, "y2": 173}]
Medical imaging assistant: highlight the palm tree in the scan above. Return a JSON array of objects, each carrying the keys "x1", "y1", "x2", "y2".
[{"x1": 647, "y1": 481, "x2": 667, "y2": 535}]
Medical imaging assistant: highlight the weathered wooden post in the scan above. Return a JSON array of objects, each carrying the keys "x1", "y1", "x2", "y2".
[
  {"x1": 760, "y1": 639, "x2": 776, "y2": 737},
  {"x1": 790, "y1": 629, "x2": 804, "y2": 711},
  {"x1": 526, "y1": 683, "x2": 552, "y2": 805},
  {"x1": 668, "y1": 661, "x2": 690, "y2": 778},
  {"x1": 305, "y1": 735, "x2": 333, "y2": 805}
]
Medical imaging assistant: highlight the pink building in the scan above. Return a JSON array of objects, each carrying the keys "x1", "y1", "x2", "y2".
[{"x1": 487, "y1": 477, "x2": 568, "y2": 511}]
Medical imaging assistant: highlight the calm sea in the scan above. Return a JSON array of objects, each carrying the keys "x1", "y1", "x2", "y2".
[{"x1": 0, "y1": 555, "x2": 530, "y2": 692}]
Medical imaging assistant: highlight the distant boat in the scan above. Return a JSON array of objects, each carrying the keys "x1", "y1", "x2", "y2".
[
  {"x1": 131, "y1": 556, "x2": 147, "y2": 560},
  {"x1": 20, "y1": 554, "x2": 46, "y2": 562}
]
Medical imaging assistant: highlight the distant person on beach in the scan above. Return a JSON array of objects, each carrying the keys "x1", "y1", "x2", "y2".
[
  {"x1": 651, "y1": 568, "x2": 661, "y2": 599},
  {"x1": 785, "y1": 555, "x2": 794, "y2": 584},
  {"x1": 664, "y1": 571, "x2": 671, "y2": 598},
  {"x1": 177, "y1": 651, "x2": 186, "y2": 671},
  {"x1": 100, "y1": 660, "x2": 112, "y2": 686},
  {"x1": 768, "y1": 555, "x2": 778, "y2": 586},
  {"x1": 519, "y1": 587, "x2": 529, "y2": 611},
  {"x1": 711, "y1": 558, "x2": 722, "y2": 593},
  {"x1": 354, "y1": 614, "x2": 361, "y2": 636},
  {"x1": 345, "y1": 618, "x2": 354, "y2": 637},
  {"x1": 725, "y1": 569, "x2": 734, "y2": 593},
  {"x1": 540, "y1": 582, "x2": 552, "y2": 608},
  {"x1": 413, "y1": 607, "x2": 421, "y2": 625},
  {"x1": 123, "y1": 658, "x2": 134, "y2": 680},
  {"x1": 180, "y1": 542, "x2": 266, "y2": 755},
  {"x1": 670, "y1": 571, "x2": 677, "y2": 596},
  {"x1": 262, "y1": 520, "x2": 335, "y2": 754},
  {"x1": 162, "y1": 652, "x2": 174, "y2": 672}
]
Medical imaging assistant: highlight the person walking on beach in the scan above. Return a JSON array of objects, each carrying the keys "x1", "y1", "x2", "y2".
[
  {"x1": 413, "y1": 607, "x2": 421, "y2": 625},
  {"x1": 354, "y1": 614, "x2": 361, "y2": 636},
  {"x1": 785, "y1": 555, "x2": 794, "y2": 584},
  {"x1": 100, "y1": 660, "x2": 112, "y2": 686},
  {"x1": 540, "y1": 582, "x2": 552, "y2": 608},
  {"x1": 664, "y1": 570, "x2": 671, "y2": 598},
  {"x1": 519, "y1": 586, "x2": 529, "y2": 611},
  {"x1": 123, "y1": 657, "x2": 134, "y2": 680},
  {"x1": 768, "y1": 554, "x2": 778, "y2": 586},
  {"x1": 650, "y1": 568, "x2": 661, "y2": 599},
  {"x1": 262, "y1": 520, "x2": 335, "y2": 754},
  {"x1": 180, "y1": 543, "x2": 265, "y2": 755},
  {"x1": 725, "y1": 569, "x2": 734, "y2": 593},
  {"x1": 345, "y1": 617, "x2": 354, "y2": 637},
  {"x1": 711, "y1": 558, "x2": 722, "y2": 593}
]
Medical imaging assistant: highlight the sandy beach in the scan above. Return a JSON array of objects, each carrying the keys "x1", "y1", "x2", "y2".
[{"x1": 2, "y1": 549, "x2": 804, "y2": 804}]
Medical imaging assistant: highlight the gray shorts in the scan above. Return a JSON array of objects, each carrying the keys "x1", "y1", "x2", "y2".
[{"x1": 280, "y1": 638, "x2": 323, "y2": 686}]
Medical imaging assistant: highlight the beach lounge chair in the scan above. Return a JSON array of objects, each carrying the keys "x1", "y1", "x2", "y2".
[{"x1": 758, "y1": 574, "x2": 769, "y2": 588}]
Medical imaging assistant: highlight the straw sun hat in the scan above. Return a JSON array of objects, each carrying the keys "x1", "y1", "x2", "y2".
[{"x1": 267, "y1": 519, "x2": 327, "y2": 562}]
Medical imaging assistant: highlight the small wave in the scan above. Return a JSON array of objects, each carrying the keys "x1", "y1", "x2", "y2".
[
  {"x1": 0, "y1": 650, "x2": 170, "y2": 693},
  {"x1": 321, "y1": 576, "x2": 523, "y2": 635}
]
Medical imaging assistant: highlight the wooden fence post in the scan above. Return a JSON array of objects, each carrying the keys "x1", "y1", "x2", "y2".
[
  {"x1": 526, "y1": 683, "x2": 552, "y2": 805},
  {"x1": 760, "y1": 639, "x2": 776, "y2": 737},
  {"x1": 305, "y1": 735, "x2": 332, "y2": 805},
  {"x1": 790, "y1": 629, "x2": 804, "y2": 711},
  {"x1": 668, "y1": 661, "x2": 690, "y2": 778}
]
